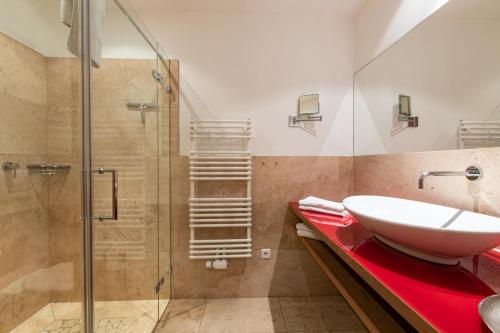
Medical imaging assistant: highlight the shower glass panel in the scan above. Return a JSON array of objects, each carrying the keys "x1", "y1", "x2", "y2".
[
  {"x1": 89, "y1": 0, "x2": 163, "y2": 330},
  {"x1": 0, "y1": 0, "x2": 84, "y2": 332}
]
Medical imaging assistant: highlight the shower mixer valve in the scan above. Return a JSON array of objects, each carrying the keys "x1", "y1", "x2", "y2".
[{"x1": 2, "y1": 161, "x2": 20, "y2": 178}]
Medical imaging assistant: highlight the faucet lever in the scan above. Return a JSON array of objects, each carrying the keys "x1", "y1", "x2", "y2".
[
  {"x1": 418, "y1": 165, "x2": 482, "y2": 190},
  {"x1": 2, "y1": 161, "x2": 20, "y2": 178}
]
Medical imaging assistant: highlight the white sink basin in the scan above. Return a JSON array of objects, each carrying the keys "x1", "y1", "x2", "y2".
[{"x1": 343, "y1": 195, "x2": 500, "y2": 265}]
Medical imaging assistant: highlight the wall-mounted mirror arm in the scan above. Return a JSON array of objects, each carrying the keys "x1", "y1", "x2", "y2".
[{"x1": 288, "y1": 114, "x2": 323, "y2": 127}]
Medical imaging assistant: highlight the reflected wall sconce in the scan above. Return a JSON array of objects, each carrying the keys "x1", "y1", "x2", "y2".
[{"x1": 398, "y1": 94, "x2": 418, "y2": 127}]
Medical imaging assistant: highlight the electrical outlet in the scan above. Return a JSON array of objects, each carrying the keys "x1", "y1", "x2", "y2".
[{"x1": 261, "y1": 248, "x2": 272, "y2": 259}]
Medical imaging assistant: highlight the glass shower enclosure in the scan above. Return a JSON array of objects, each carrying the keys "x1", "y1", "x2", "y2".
[{"x1": 0, "y1": 0, "x2": 171, "y2": 332}]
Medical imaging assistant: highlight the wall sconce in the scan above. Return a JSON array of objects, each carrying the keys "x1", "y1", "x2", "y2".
[
  {"x1": 398, "y1": 94, "x2": 418, "y2": 127},
  {"x1": 289, "y1": 94, "x2": 322, "y2": 127}
]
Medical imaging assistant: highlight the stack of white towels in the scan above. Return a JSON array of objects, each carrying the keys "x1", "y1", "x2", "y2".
[
  {"x1": 298, "y1": 196, "x2": 348, "y2": 217},
  {"x1": 296, "y1": 223, "x2": 321, "y2": 241},
  {"x1": 296, "y1": 196, "x2": 349, "y2": 241}
]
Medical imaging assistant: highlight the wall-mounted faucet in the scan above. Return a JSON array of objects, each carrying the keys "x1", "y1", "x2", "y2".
[
  {"x1": 418, "y1": 165, "x2": 482, "y2": 189},
  {"x1": 126, "y1": 102, "x2": 158, "y2": 125},
  {"x1": 2, "y1": 161, "x2": 20, "y2": 178}
]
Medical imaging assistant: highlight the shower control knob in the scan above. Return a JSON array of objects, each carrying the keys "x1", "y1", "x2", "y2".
[{"x1": 2, "y1": 161, "x2": 20, "y2": 178}]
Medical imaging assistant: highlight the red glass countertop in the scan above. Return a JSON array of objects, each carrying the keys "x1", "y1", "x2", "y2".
[{"x1": 290, "y1": 202, "x2": 500, "y2": 333}]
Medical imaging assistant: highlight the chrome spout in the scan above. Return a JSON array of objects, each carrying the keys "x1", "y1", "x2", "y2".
[
  {"x1": 418, "y1": 171, "x2": 430, "y2": 189},
  {"x1": 418, "y1": 166, "x2": 482, "y2": 190}
]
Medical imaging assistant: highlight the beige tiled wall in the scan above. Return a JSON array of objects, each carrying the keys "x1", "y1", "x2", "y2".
[
  {"x1": 354, "y1": 148, "x2": 500, "y2": 217},
  {"x1": 46, "y1": 57, "x2": 82, "y2": 303},
  {"x1": 46, "y1": 57, "x2": 169, "y2": 303},
  {"x1": 0, "y1": 33, "x2": 50, "y2": 332},
  {"x1": 170, "y1": 152, "x2": 352, "y2": 297},
  {"x1": 0, "y1": 33, "x2": 173, "y2": 332},
  {"x1": 90, "y1": 58, "x2": 159, "y2": 302}
]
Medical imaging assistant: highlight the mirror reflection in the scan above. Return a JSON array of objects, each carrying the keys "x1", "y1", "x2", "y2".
[{"x1": 354, "y1": 0, "x2": 500, "y2": 156}]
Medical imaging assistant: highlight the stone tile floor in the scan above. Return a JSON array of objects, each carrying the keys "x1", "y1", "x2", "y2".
[
  {"x1": 11, "y1": 300, "x2": 168, "y2": 333},
  {"x1": 12, "y1": 296, "x2": 366, "y2": 332},
  {"x1": 41, "y1": 318, "x2": 137, "y2": 333},
  {"x1": 155, "y1": 296, "x2": 367, "y2": 333}
]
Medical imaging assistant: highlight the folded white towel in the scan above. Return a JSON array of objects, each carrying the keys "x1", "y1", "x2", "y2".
[
  {"x1": 299, "y1": 205, "x2": 349, "y2": 217},
  {"x1": 296, "y1": 223, "x2": 320, "y2": 240},
  {"x1": 60, "y1": 0, "x2": 73, "y2": 27},
  {"x1": 299, "y1": 196, "x2": 345, "y2": 212},
  {"x1": 296, "y1": 223, "x2": 311, "y2": 232},
  {"x1": 297, "y1": 229, "x2": 321, "y2": 241},
  {"x1": 64, "y1": 0, "x2": 105, "y2": 68}
]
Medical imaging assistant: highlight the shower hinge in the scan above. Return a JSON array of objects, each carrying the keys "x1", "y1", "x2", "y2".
[
  {"x1": 152, "y1": 70, "x2": 172, "y2": 93},
  {"x1": 152, "y1": 70, "x2": 165, "y2": 85},
  {"x1": 154, "y1": 276, "x2": 165, "y2": 294}
]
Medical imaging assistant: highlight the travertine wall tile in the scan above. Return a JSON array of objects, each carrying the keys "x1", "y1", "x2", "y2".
[
  {"x1": 0, "y1": 33, "x2": 47, "y2": 106},
  {"x1": 171, "y1": 155, "x2": 352, "y2": 298},
  {"x1": 90, "y1": 59, "x2": 157, "y2": 109},
  {"x1": 47, "y1": 107, "x2": 81, "y2": 156},
  {"x1": 0, "y1": 33, "x2": 50, "y2": 333},
  {"x1": 353, "y1": 148, "x2": 500, "y2": 216},
  {"x1": 1, "y1": 36, "x2": 174, "y2": 330},
  {"x1": 46, "y1": 56, "x2": 83, "y2": 305},
  {"x1": 46, "y1": 57, "x2": 170, "y2": 303},
  {"x1": 0, "y1": 93, "x2": 47, "y2": 155},
  {"x1": 47, "y1": 58, "x2": 80, "y2": 108}
]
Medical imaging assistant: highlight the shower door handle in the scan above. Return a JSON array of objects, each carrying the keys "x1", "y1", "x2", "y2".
[{"x1": 92, "y1": 168, "x2": 118, "y2": 221}]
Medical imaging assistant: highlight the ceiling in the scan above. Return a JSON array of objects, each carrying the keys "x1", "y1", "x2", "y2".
[{"x1": 128, "y1": 0, "x2": 367, "y2": 17}]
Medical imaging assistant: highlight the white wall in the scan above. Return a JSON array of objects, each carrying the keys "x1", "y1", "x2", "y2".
[
  {"x1": 137, "y1": 1, "x2": 455, "y2": 156},
  {"x1": 0, "y1": 0, "x2": 53, "y2": 56},
  {"x1": 136, "y1": 11, "x2": 355, "y2": 156},
  {"x1": 0, "y1": 0, "x2": 156, "y2": 59},
  {"x1": 354, "y1": 0, "x2": 449, "y2": 71}
]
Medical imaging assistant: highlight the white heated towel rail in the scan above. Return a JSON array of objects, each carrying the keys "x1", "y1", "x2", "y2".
[
  {"x1": 189, "y1": 119, "x2": 252, "y2": 260},
  {"x1": 458, "y1": 120, "x2": 500, "y2": 149}
]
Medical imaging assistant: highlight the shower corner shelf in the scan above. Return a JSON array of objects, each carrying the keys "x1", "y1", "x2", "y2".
[{"x1": 27, "y1": 163, "x2": 72, "y2": 175}]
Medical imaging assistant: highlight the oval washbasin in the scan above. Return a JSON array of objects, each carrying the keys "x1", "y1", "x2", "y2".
[{"x1": 343, "y1": 195, "x2": 500, "y2": 265}]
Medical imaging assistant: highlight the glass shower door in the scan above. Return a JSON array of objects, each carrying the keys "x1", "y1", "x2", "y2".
[{"x1": 89, "y1": 0, "x2": 161, "y2": 330}]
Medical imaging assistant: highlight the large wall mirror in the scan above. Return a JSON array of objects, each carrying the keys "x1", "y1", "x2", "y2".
[{"x1": 354, "y1": 0, "x2": 500, "y2": 156}]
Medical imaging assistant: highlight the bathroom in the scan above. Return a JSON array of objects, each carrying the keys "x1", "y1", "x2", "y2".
[{"x1": 0, "y1": 0, "x2": 499, "y2": 332}]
